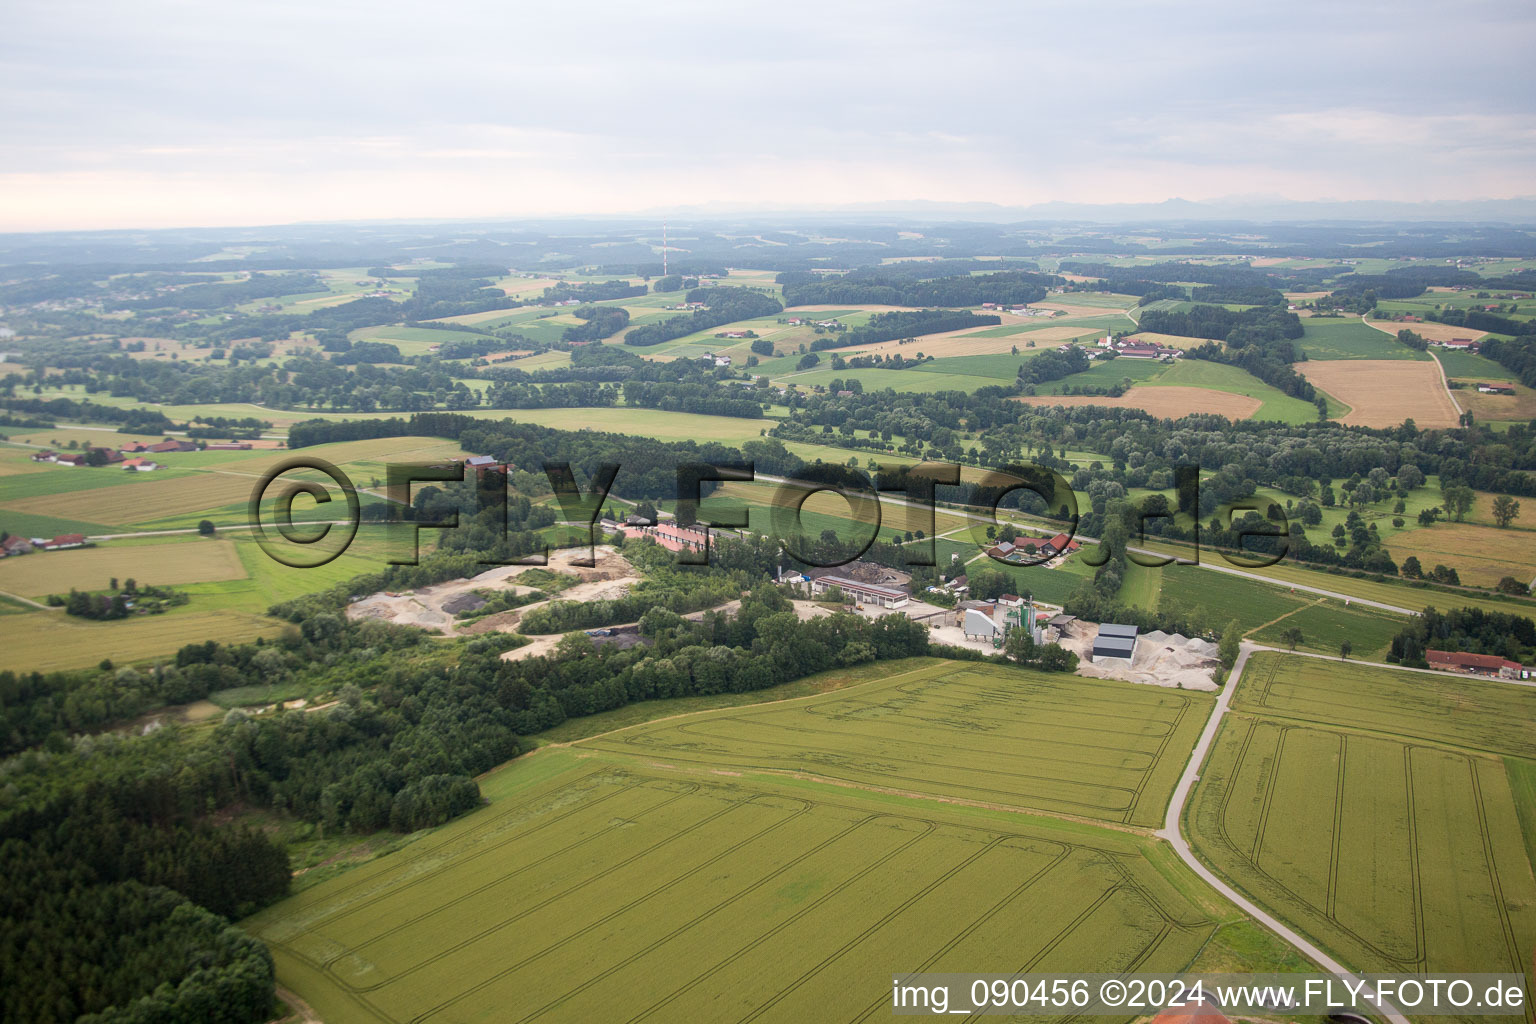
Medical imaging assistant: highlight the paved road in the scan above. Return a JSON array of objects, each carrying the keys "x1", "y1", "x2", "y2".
[
  {"x1": 1360, "y1": 312, "x2": 1464, "y2": 417},
  {"x1": 1159, "y1": 643, "x2": 1412, "y2": 1024}
]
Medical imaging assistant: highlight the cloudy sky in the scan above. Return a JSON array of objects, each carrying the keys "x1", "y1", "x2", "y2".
[{"x1": 2, "y1": 0, "x2": 1534, "y2": 230}]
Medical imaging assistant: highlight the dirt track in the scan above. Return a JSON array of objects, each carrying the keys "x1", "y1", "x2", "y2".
[{"x1": 347, "y1": 546, "x2": 637, "y2": 637}]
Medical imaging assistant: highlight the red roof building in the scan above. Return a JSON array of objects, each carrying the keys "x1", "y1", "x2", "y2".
[
  {"x1": 1426, "y1": 649, "x2": 1524, "y2": 678},
  {"x1": 1152, "y1": 997, "x2": 1232, "y2": 1024},
  {"x1": 41, "y1": 534, "x2": 86, "y2": 550},
  {"x1": 1042, "y1": 532, "x2": 1081, "y2": 556}
]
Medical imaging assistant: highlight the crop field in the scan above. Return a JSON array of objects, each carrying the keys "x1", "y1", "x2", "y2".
[
  {"x1": 460, "y1": 406, "x2": 775, "y2": 443},
  {"x1": 581, "y1": 661, "x2": 1212, "y2": 828},
  {"x1": 702, "y1": 480, "x2": 975, "y2": 541},
  {"x1": 1188, "y1": 653, "x2": 1536, "y2": 984},
  {"x1": 1296, "y1": 359, "x2": 1459, "y2": 428},
  {"x1": 248, "y1": 657, "x2": 1274, "y2": 1024},
  {"x1": 1386, "y1": 521, "x2": 1536, "y2": 588},
  {"x1": 1297, "y1": 318, "x2": 1428, "y2": 360},
  {"x1": 1454, "y1": 380, "x2": 1536, "y2": 422},
  {"x1": 1016, "y1": 386, "x2": 1262, "y2": 420},
  {"x1": 782, "y1": 366, "x2": 1007, "y2": 394},
  {"x1": 0, "y1": 536, "x2": 246, "y2": 597},
  {"x1": 1024, "y1": 359, "x2": 1329, "y2": 423},
  {"x1": 1363, "y1": 319, "x2": 1487, "y2": 346},
  {"x1": 0, "y1": 606, "x2": 285, "y2": 673},
  {"x1": 1123, "y1": 331, "x2": 1220, "y2": 350}
]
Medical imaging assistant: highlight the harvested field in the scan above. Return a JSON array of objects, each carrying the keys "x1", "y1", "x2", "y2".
[
  {"x1": 821, "y1": 324, "x2": 1095, "y2": 360},
  {"x1": 1123, "y1": 331, "x2": 1220, "y2": 350},
  {"x1": 1033, "y1": 302, "x2": 1130, "y2": 318},
  {"x1": 1014, "y1": 386, "x2": 1262, "y2": 420},
  {"x1": 1364, "y1": 319, "x2": 1487, "y2": 344},
  {"x1": 1386, "y1": 522, "x2": 1536, "y2": 588},
  {"x1": 1455, "y1": 381, "x2": 1536, "y2": 422},
  {"x1": 1295, "y1": 359, "x2": 1458, "y2": 428}
]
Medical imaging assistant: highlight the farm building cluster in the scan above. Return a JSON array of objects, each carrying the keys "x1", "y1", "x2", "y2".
[
  {"x1": 27, "y1": 437, "x2": 252, "y2": 471},
  {"x1": 0, "y1": 533, "x2": 89, "y2": 559}
]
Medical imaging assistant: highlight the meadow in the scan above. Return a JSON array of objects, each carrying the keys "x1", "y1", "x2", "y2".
[
  {"x1": 1296, "y1": 318, "x2": 1428, "y2": 361},
  {"x1": 246, "y1": 659, "x2": 1301, "y2": 1024},
  {"x1": 1188, "y1": 653, "x2": 1536, "y2": 987}
]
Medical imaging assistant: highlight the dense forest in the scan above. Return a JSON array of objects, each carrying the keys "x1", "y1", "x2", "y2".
[
  {"x1": 808, "y1": 309, "x2": 1000, "y2": 352},
  {"x1": 623, "y1": 287, "x2": 783, "y2": 347},
  {"x1": 779, "y1": 268, "x2": 1058, "y2": 307}
]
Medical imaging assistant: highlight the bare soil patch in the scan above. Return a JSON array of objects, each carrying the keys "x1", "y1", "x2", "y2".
[
  {"x1": 1295, "y1": 359, "x2": 1459, "y2": 428},
  {"x1": 1014, "y1": 386, "x2": 1262, "y2": 420},
  {"x1": 347, "y1": 546, "x2": 636, "y2": 636}
]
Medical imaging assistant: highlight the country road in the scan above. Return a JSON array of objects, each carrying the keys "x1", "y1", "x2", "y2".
[
  {"x1": 1158, "y1": 643, "x2": 1413, "y2": 1024},
  {"x1": 1360, "y1": 312, "x2": 1463, "y2": 417}
]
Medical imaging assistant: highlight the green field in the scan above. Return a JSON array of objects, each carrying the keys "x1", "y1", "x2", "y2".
[
  {"x1": 1189, "y1": 653, "x2": 1536, "y2": 986},
  {"x1": 247, "y1": 659, "x2": 1298, "y2": 1023},
  {"x1": 1297, "y1": 318, "x2": 1428, "y2": 361},
  {"x1": 1435, "y1": 348, "x2": 1515, "y2": 379},
  {"x1": 581, "y1": 661, "x2": 1211, "y2": 828}
]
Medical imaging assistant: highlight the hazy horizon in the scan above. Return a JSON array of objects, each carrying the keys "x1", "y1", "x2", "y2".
[{"x1": 4, "y1": 0, "x2": 1534, "y2": 232}]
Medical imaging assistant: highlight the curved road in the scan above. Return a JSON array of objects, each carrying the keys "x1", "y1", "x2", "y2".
[
  {"x1": 1160, "y1": 643, "x2": 1411, "y2": 1024},
  {"x1": 1359, "y1": 312, "x2": 1463, "y2": 418}
]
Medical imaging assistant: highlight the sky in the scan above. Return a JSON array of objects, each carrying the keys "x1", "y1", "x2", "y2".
[{"x1": 2, "y1": 0, "x2": 1534, "y2": 231}]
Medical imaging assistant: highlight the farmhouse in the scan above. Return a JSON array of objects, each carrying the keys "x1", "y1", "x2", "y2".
[
  {"x1": 29, "y1": 450, "x2": 56, "y2": 462},
  {"x1": 119, "y1": 442, "x2": 150, "y2": 453},
  {"x1": 1039, "y1": 532, "x2": 1081, "y2": 558},
  {"x1": 808, "y1": 574, "x2": 909, "y2": 609},
  {"x1": 1152, "y1": 997, "x2": 1232, "y2": 1024},
  {"x1": 121, "y1": 458, "x2": 161, "y2": 471},
  {"x1": 1438, "y1": 337, "x2": 1480, "y2": 350},
  {"x1": 1115, "y1": 342, "x2": 1181, "y2": 360},
  {"x1": 1092, "y1": 623, "x2": 1139, "y2": 660},
  {"x1": 205, "y1": 442, "x2": 253, "y2": 450},
  {"x1": 1, "y1": 535, "x2": 34, "y2": 557},
  {"x1": 53, "y1": 453, "x2": 85, "y2": 467},
  {"x1": 1477, "y1": 382, "x2": 1516, "y2": 395},
  {"x1": 37, "y1": 533, "x2": 87, "y2": 551},
  {"x1": 1425, "y1": 649, "x2": 1526, "y2": 679},
  {"x1": 148, "y1": 439, "x2": 197, "y2": 454}
]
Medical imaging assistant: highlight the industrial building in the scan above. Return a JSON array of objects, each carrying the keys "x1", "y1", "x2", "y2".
[{"x1": 1092, "y1": 623, "x2": 1138, "y2": 660}]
